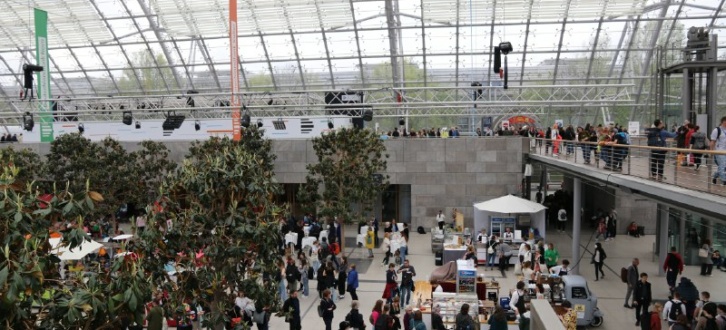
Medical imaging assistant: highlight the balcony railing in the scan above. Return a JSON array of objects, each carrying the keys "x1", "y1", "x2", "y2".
[{"x1": 529, "y1": 137, "x2": 726, "y2": 197}]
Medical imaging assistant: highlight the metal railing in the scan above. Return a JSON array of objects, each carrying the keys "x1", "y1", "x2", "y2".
[{"x1": 530, "y1": 137, "x2": 726, "y2": 197}]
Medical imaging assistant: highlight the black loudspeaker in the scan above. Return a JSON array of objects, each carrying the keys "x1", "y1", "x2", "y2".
[
  {"x1": 362, "y1": 109, "x2": 373, "y2": 121},
  {"x1": 257, "y1": 119, "x2": 263, "y2": 128},
  {"x1": 493, "y1": 46, "x2": 502, "y2": 74},
  {"x1": 352, "y1": 117, "x2": 364, "y2": 129},
  {"x1": 23, "y1": 113, "x2": 34, "y2": 131},
  {"x1": 122, "y1": 111, "x2": 133, "y2": 125},
  {"x1": 241, "y1": 112, "x2": 251, "y2": 128},
  {"x1": 328, "y1": 120, "x2": 334, "y2": 129},
  {"x1": 398, "y1": 117, "x2": 405, "y2": 126}
]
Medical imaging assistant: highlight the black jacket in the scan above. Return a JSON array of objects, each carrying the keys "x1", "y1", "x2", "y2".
[
  {"x1": 320, "y1": 298, "x2": 336, "y2": 319},
  {"x1": 345, "y1": 309, "x2": 366, "y2": 329},
  {"x1": 634, "y1": 281, "x2": 652, "y2": 303}
]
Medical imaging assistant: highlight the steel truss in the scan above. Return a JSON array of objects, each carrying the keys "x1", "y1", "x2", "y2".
[{"x1": 0, "y1": 84, "x2": 632, "y2": 125}]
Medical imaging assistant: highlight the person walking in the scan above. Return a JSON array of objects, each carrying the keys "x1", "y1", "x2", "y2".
[
  {"x1": 701, "y1": 239, "x2": 715, "y2": 276},
  {"x1": 365, "y1": 226, "x2": 376, "y2": 258},
  {"x1": 346, "y1": 264, "x2": 360, "y2": 301},
  {"x1": 633, "y1": 273, "x2": 652, "y2": 327},
  {"x1": 398, "y1": 259, "x2": 417, "y2": 306},
  {"x1": 320, "y1": 289, "x2": 337, "y2": 330},
  {"x1": 663, "y1": 247, "x2": 684, "y2": 293},
  {"x1": 690, "y1": 126, "x2": 708, "y2": 170},
  {"x1": 663, "y1": 292, "x2": 687, "y2": 327},
  {"x1": 282, "y1": 290, "x2": 301, "y2": 330},
  {"x1": 625, "y1": 258, "x2": 640, "y2": 309},
  {"x1": 592, "y1": 242, "x2": 607, "y2": 281},
  {"x1": 710, "y1": 116, "x2": 726, "y2": 185}
]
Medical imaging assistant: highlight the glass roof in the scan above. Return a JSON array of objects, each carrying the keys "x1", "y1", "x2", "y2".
[{"x1": 0, "y1": 0, "x2": 724, "y2": 121}]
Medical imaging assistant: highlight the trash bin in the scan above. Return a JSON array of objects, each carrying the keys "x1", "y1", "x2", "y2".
[
  {"x1": 638, "y1": 226, "x2": 645, "y2": 236},
  {"x1": 435, "y1": 251, "x2": 443, "y2": 266}
]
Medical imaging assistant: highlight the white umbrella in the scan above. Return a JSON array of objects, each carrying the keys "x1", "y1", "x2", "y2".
[
  {"x1": 54, "y1": 240, "x2": 103, "y2": 261},
  {"x1": 473, "y1": 195, "x2": 547, "y2": 214}
]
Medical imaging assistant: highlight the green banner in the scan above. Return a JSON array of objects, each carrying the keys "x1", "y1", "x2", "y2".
[{"x1": 35, "y1": 8, "x2": 53, "y2": 142}]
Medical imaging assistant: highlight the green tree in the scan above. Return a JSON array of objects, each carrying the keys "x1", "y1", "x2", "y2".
[
  {"x1": 0, "y1": 164, "x2": 149, "y2": 329},
  {"x1": 45, "y1": 135, "x2": 139, "y2": 230},
  {"x1": 130, "y1": 140, "x2": 177, "y2": 206},
  {"x1": 118, "y1": 49, "x2": 178, "y2": 94},
  {"x1": 298, "y1": 128, "x2": 388, "y2": 247},
  {"x1": 0, "y1": 146, "x2": 46, "y2": 184},
  {"x1": 138, "y1": 132, "x2": 283, "y2": 330},
  {"x1": 247, "y1": 72, "x2": 274, "y2": 92}
]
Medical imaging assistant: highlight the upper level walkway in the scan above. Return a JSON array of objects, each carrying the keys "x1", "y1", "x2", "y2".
[{"x1": 528, "y1": 138, "x2": 726, "y2": 219}]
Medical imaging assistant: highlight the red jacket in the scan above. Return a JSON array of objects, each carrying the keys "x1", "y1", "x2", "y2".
[
  {"x1": 663, "y1": 252, "x2": 684, "y2": 273},
  {"x1": 650, "y1": 311, "x2": 661, "y2": 330}
]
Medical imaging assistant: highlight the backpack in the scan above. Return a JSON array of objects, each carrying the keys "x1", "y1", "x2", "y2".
[
  {"x1": 614, "y1": 132, "x2": 630, "y2": 145},
  {"x1": 705, "y1": 317, "x2": 719, "y2": 330},
  {"x1": 693, "y1": 132, "x2": 707, "y2": 149},
  {"x1": 317, "y1": 302, "x2": 325, "y2": 317},
  {"x1": 646, "y1": 128, "x2": 665, "y2": 147},
  {"x1": 417, "y1": 226, "x2": 425, "y2": 234},
  {"x1": 620, "y1": 267, "x2": 628, "y2": 283},
  {"x1": 669, "y1": 301, "x2": 683, "y2": 321}
]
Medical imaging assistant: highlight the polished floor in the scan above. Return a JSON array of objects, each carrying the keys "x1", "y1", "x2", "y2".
[{"x1": 261, "y1": 226, "x2": 725, "y2": 330}]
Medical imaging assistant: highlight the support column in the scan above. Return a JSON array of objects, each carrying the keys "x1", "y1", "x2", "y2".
[
  {"x1": 658, "y1": 204, "x2": 669, "y2": 277},
  {"x1": 682, "y1": 68, "x2": 691, "y2": 121},
  {"x1": 679, "y1": 212, "x2": 686, "y2": 257},
  {"x1": 572, "y1": 177, "x2": 582, "y2": 275}
]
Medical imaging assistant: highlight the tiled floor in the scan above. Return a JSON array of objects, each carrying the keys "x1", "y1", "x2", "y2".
[{"x1": 266, "y1": 226, "x2": 725, "y2": 330}]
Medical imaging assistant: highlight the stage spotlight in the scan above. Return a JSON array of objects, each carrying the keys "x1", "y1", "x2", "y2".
[
  {"x1": 78, "y1": 123, "x2": 85, "y2": 134},
  {"x1": 135, "y1": 121, "x2": 141, "y2": 129},
  {"x1": 257, "y1": 119, "x2": 263, "y2": 128},
  {"x1": 23, "y1": 112, "x2": 34, "y2": 131},
  {"x1": 194, "y1": 120, "x2": 201, "y2": 131},
  {"x1": 499, "y1": 42, "x2": 513, "y2": 55},
  {"x1": 241, "y1": 112, "x2": 251, "y2": 128},
  {"x1": 398, "y1": 117, "x2": 405, "y2": 126},
  {"x1": 22, "y1": 64, "x2": 43, "y2": 89},
  {"x1": 122, "y1": 111, "x2": 133, "y2": 125},
  {"x1": 328, "y1": 120, "x2": 334, "y2": 129}
]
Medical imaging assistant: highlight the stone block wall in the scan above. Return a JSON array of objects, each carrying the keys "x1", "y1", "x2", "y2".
[{"x1": 9, "y1": 137, "x2": 527, "y2": 229}]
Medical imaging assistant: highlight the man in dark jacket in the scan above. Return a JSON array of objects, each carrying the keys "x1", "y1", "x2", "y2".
[
  {"x1": 663, "y1": 247, "x2": 684, "y2": 293},
  {"x1": 345, "y1": 301, "x2": 366, "y2": 329},
  {"x1": 625, "y1": 258, "x2": 639, "y2": 308},
  {"x1": 633, "y1": 273, "x2": 652, "y2": 326},
  {"x1": 282, "y1": 290, "x2": 301, "y2": 330}
]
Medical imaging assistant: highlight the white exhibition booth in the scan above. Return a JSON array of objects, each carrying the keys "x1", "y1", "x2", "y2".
[{"x1": 473, "y1": 195, "x2": 547, "y2": 242}]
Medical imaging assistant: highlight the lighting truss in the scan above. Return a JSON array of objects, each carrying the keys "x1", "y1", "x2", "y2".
[{"x1": 0, "y1": 84, "x2": 632, "y2": 125}]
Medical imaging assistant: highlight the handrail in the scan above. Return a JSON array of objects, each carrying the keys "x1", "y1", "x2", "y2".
[{"x1": 528, "y1": 137, "x2": 726, "y2": 197}]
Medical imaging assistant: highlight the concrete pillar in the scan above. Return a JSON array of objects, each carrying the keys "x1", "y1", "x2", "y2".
[
  {"x1": 572, "y1": 177, "x2": 582, "y2": 275},
  {"x1": 682, "y1": 68, "x2": 690, "y2": 121},
  {"x1": 679, "y1": 212, "x2": 686, "y2": 256},
  {"x1": 658, "y1": 204, "x2": 669, "y2": 277},
  {"x1": 706, "y1": 219, "x2": 714, "y2": 244}
]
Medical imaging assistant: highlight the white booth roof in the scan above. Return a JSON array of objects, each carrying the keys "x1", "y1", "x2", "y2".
[{"x1": 473, "y1": 195, "x2": 547, "y2": 214}]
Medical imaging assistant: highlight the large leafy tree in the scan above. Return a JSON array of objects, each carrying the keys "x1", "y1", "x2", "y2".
[
  {"x1": 0, "y1": 146, "x2": 46, "y2": 184},
  {"x1": 298, "y1": 127, "x2": 388, "y2": 247},
  {"x1": 0, "y1": 164, "x2": 148, "y2": 329},
  {"x1": 139, "y1": 130, "x2": 283, "y2": 330},
  {"x1": 130, "y1": 140, "x2": 177, "y2": 206}
]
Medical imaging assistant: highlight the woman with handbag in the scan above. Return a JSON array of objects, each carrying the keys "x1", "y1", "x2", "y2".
[
  {"x1": 487, "y1": 235, "x2": 499, "y2": 271},
  {"x1": 320, "y1": 289, "x2": 337, "y2": 330},
  {"x1": 699, "y1": 239, "x2": 714, "y2": 276},
  {"x1": 591, "y1": 242, "x2": 607, "y2": 281}
]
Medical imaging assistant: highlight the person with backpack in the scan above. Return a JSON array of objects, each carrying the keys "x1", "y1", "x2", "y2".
[
  {"x1": 647, "y1": 119, "x2": 678, "y2": 181},
  {"x1": 320, "y1": 289, "x2": 337, "y2": 330},
  {"x1": 710, "y1": 116, "x2": 726, "y2": 185},
  {"x1": 346, "y1": 300, "x2": 366, "y2": 330},
  {"x1": 608, "y1": 128, "x2": 630, "y2": 171},
  {"x1": 663, "y1": 247, "x2": 684, "y2": 293},
  {"x1": 690, "y1": 126, "x2": 708, "y2": 170},
  {"x1": 663, "y1": 292, "x2": 687, "y2": 326}
]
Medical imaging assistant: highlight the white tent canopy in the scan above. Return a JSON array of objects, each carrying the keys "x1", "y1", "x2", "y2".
[
  {"x1": 473, "y1": 195, "x2": 547, "y2": 214},
  {"x1": 52, "y1": 240, "x2": 103, "y2": 261},
  {"x1": 473, "y1": 194, "x2": 548, "y2": 239}
]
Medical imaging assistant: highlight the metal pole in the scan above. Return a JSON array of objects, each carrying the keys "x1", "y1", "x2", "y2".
[
  {"x1": 658, "y1": 204, "x2": 669, "y2": 277},
  {"x1": 572, "y1": 177, "x2": 582, "y2": 275}
]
